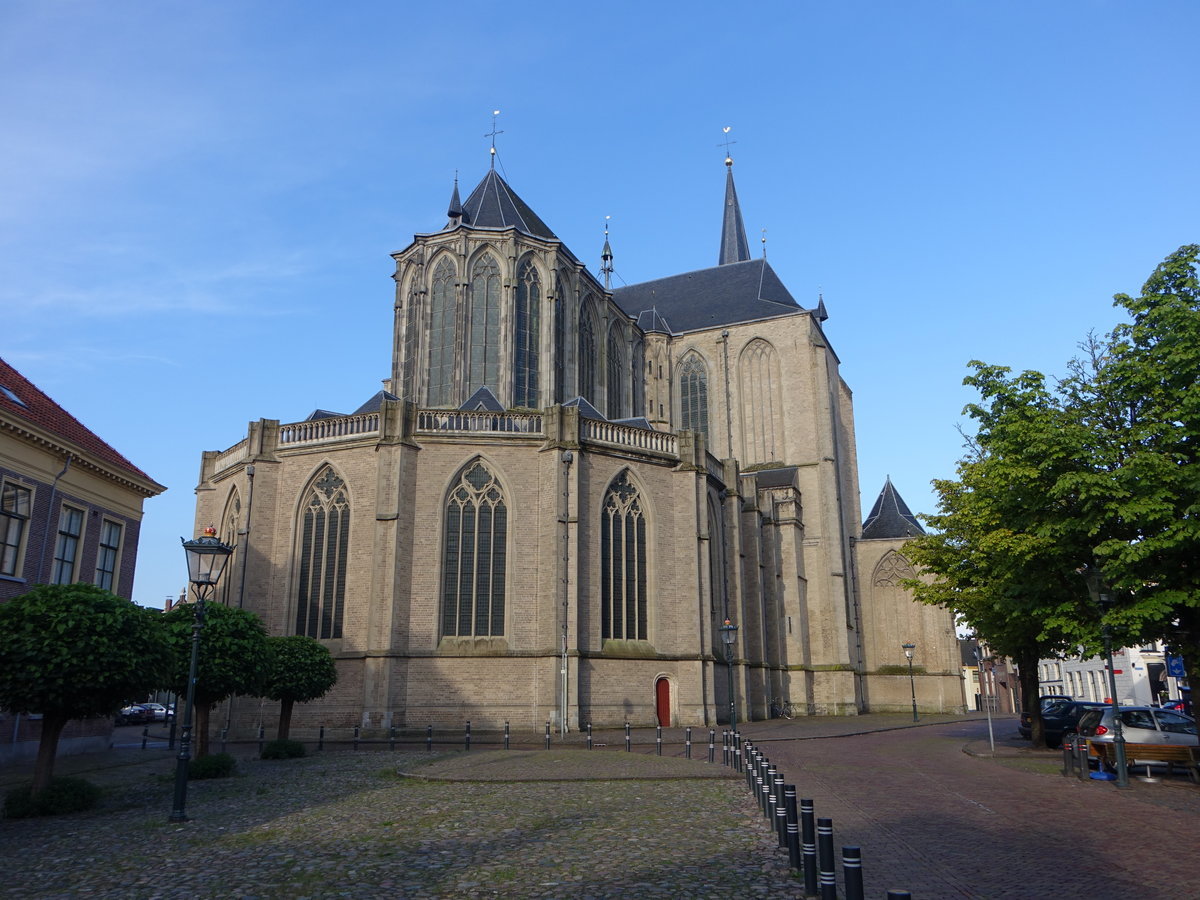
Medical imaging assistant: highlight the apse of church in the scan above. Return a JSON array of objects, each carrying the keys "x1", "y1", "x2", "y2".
[{"x1": 192, "y1": 153, "x2": 962, "y2": 738}]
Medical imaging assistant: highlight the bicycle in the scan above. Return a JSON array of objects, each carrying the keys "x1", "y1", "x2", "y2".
[{"x1": 768, "y1": 698, "x2": 795, "y2": 719}]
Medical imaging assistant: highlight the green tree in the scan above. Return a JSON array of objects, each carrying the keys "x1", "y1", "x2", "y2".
[
  {"x1": 264, "y1": 635, "x2": 338, "y2": 740},
  {"x1": 162, "y1": 602, "x2": 270, "y2": 757},
  {"x1": 1068, "y1": 245, "x2": 1200, "y2": 686},
  {"x1": 0, "y1": 584, "x2": 171, "y2": 794},
  {"x1": 903, "y1": 364, "x2": 1096, "y2": 745}
]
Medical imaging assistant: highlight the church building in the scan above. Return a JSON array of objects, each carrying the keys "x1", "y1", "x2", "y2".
[{"x1": 192, "y1": 149, "x2": 962, "y2": 735}]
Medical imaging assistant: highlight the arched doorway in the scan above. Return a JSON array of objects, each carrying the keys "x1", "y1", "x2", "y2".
[{"x1": 655, "y1": 677, "x2": 671, "y2": 726}]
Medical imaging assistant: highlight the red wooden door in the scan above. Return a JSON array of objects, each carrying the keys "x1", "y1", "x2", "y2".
[{"x1": 655, "y1": 677, "x2": 671, "y2": 726}]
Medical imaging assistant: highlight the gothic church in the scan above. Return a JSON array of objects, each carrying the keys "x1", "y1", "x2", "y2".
[{"x1": 193, "y1": 151, "x2": 962, "y2": 735}]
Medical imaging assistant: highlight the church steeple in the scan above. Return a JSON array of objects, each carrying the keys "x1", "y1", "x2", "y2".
[
  {"x1": 446, "y1": 174, "x2": 463, "y2": 226},
  {"x1": 718, "y1": 152, "x2": 751, "y2": 265}
]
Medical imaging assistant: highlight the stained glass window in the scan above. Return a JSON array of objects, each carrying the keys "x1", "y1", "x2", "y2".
[
  {"x1": 579, "y1": 300, "x2": 597, "y2": 403},
  {"x1": 607, "y1": 328, "x2": 626, "y2": 419},
  {"x1": 295, "y1": 467, "x2": 349, "y2": 639},
  {"x1": 468, "y1": 255, "x2": 502, "y2": 395},
  {"x1": 679, "y1": 353, "x2": 709, "y2": 443},
  {"x1": 514, "y1": 260, "x2": 540, "y2": 407},
  {"x1": 600, "y1": 471, "x2": 647, "y2": 641},
  {"x1": 442, "y1": 460, "x2": 507, "y2": 637},
  {"x1": 427, "y1": 258, "x2": 457, "y2": 406}
]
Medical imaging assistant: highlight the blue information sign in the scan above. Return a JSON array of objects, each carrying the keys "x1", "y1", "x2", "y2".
[{"x1": 1166, "y1": 655, "x2": 1186, "y2": 679}]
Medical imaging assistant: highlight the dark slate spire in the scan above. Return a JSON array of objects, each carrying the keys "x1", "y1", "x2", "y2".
[
  {"x1": 601, "y1": 220, "x2": 614, "y2": 289},
  {"x1": 447, "y1": 174, "x2": 463, "y2": 223},
  {"x1": 458, "y1": 169, "x2": 557, "y2": 239},
  {"x1": 719, "y1": 156, "x2": 751, "y2": 266},
  {"x1": 861, "y1": 477, "x2": 925, "y2": 539}
]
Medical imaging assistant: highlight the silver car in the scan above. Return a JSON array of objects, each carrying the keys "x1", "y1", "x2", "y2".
[{"x1": 1077, "y1": 705, "x2": 1196, "y2": 746}]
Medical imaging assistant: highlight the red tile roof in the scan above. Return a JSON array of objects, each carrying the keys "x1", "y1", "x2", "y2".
[{"x1": 0, "y1": 356, "x2": 161, "y2": 488}]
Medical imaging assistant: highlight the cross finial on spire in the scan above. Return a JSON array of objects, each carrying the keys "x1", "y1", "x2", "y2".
[
  {"x1": 718, "y1": 125, "x2": 736, "y2": 166},
  {"x1": 486, "y1": 110, "x2": 504, "y2": 169},
  {"x1": 601, "y1": 215, "x2": 614, "y2": 290},
  {"x1": 761, "y1": 228, "x2": 767, "y2": 259}
]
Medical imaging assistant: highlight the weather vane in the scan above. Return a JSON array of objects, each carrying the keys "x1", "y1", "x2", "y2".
[
  {"x1": 486, "y1": 110, "x2": 504, "y2": 166},
  {"x1": 718, "y1": 125, "x2": 736, "y2": 164}
]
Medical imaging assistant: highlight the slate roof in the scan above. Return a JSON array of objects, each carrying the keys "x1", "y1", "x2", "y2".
[
  {"x1": 719, "y1": 163, "x2": 751, "y2": 265},
  {"x1": 448, "y1": 169, "x2": 557, "y2": 240},
  {"x1": 460, "y1": 386, "x2": 505, "y2": 412},
  {"x1": 860, "y1": 478, "x2": 925, "y2": 539},
  {"x1": 0, "y1": 356, "x2": 161, "y2": 487},
  {"x1": 613, "y1": 258, "x2": 803, "y2": 333},
  {"x1": 562, "y1": 396, "x2": 607, "y2": 421},
  {"x1": 752, "y1": 466, "x2": 799, "y2": 489}
]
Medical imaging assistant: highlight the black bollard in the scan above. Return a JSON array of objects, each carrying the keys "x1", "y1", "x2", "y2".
[
  {"x1": 708, "y1": 728, "x2": 716, "y2": 764},
  {"x1": 505, "y1": 721, "x2": 510, "y2": 750},
  {"x1": 389, "y1": 725, "x2": 396, "y2": 751},
  {"x1": 1061, "y1": 736, "x2": 1073, "y2": 776},
  {"x1": 545, "y1": 720, "x2": 551, "y2": 750},
  {"x1": 722, "y1": 730, "x2": 729, "y2": 767},
  {"x1": 426, "y1": 724, "x2": 432, "y2": 752},
  {"x1": 760, "y1": 760, "x2": 772, "y2": 818},
  {"x1": 141, "y1": 724, "x2": 148, "y2": 751},
  {"x1": 319, "y1": 724, "x2": 325, "y2": 752},
  {"x1": 734, "y1": 734, "x2": 742, "y2": 773},
  {"x1": 259, "y1": 725, "x2": 265, "y2": 754},
  {"x1": 685, "y1": 726, "x2": 692, "y2": 760},
  {"x1": 774, "y1": 773, "x2": 787, "y2": 846},
  {"x1": 784, "y1": 785, "x2": 801, "y2": 871},
  {"x1": 625, "y1": 722, "x2": 631, "y2": 752},
  {"x1": 766, "y1": 763, "x2": 778, "y2": 824},
  {"x1": 1076, "y1": 737, "x2": 1088, "y2": 781},
  {"x1": 587, "y1": 722, "x2": 593, "y2": 750},
  {"x1": 168, "y1": 716, "x2": 177, "y2": 750},
  {"x1": 843, "y1": 846, "x2": 864, "y2": 900},
  {"x1": 465, "y1": 720, "x2": 471, "y2": 752},
  {"x1": 801, "y1": 798, "x2": 818, "y2": 897},
  {"x1": 221, "y1": 728, "x2": 228, "y2": 755},
  {"x1": 755, "y1": 759, "x2": 767, "y2": 815},
  {"x1": 745, "y1": 746, "x2": 757, "y2": 791},
  {"x1": 817, "y1": 817, "x2": 836, "y2": 900},
  {"x1": 656, "y1": 725, "x2": 662, "y2": 756}
]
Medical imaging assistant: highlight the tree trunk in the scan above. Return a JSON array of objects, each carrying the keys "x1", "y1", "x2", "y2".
[
  {"x1": 1016, "y1": 648, "x2": 1045, "y2": 748},
  {"x1": 31, "y1": 712, "x2": 69, "y2": 796},
  {"x1": 195, "y1": 703, "x2": 211, "y2": 758},
  {"x1": 277, "y1": 698, "x2": 295, "y2": 741}
]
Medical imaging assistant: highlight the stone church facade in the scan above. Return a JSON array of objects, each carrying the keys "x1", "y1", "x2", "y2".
[{"x1": 192, "y1": 155, "x2": 962, "y2": 736}]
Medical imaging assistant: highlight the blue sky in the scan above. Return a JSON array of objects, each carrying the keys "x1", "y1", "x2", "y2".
[{"x1": 3, "y1": 1, "x2": 1197, "y2": 609}]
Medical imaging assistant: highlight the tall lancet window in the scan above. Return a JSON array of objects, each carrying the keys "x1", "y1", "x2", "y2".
[
  {"x1": 295, "y1": 466, "x2": 349, "y2": 640},
  {"x1": 401, "y1": 284, "x2": 420, "y2": 400},
  {"x1": 579, "y1": 300, "x2": 597, "y2": 403},
  {"x1": 468, "y1": 255, "x2": 502, "y2": 395},
  {"x1": 427, "y1": 258, "x2": 457, "y2": 406},
  {"x1": 441, "y1": 460, "x2": 507, "y2": 637},
  {"x1": 739, "y1": 338, "x2": 784, "y2": 465},
  {"x1": 217, "y1": 489, "x2": 241, "y2": 606},
  {"x1": 600, "y1": 470, "x2": 647, "y2": 641},
  {"x1": 679, "y1": 353, "x2": 710, "y2": 444},
  {"x1": 607, "y1": 328, "x2": 626, "y2": 419},
  {"x1": 513, "y1": 259, "x2": 540, "y2": 408},
  {"x1": 553, "y1": 273, "x2": 566, "y2": 403}
]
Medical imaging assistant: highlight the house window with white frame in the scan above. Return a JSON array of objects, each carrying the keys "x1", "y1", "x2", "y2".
[
  {"x1": 1, "y1": 480, "x2": 32, "y2": 577},
  {"x1": 52, "y1": 505, "x2": 84, "y2": 584},
  {"x1": 94, "y1": 519, "x2": 123, "y2": 592}
]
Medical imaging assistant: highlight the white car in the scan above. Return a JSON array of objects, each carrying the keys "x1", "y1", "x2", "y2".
[{"x1": 141, "y1": 703, "x2": 168, "y2": 722}]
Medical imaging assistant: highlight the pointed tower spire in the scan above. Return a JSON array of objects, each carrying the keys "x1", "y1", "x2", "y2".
[
  {"x1": 861, "y1": 477, "x2": 925, "y2": 539},
  {"x1": 447, "y1": 172, "x2": 463, "y2": 226},
  {"x1": 718, "y1": 127, "x2": 750, "y2": 265},
  {"x1": 600, "y1": 216, "x2": 614, "y2": 290}
]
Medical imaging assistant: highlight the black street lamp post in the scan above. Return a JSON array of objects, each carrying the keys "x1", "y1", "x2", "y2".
[
  {"x1": 170, "y1": 526, "x2": 234, "y2": 823},
  {"x1": 1080, "y1": 564, "x2": 1128, "y2": 788},
  {"x1": 903, "y1": 642, "x2": 918, "y2": 722},
  {"x1": 720, "y1": 619, "x2": 739, "y2": 728}
]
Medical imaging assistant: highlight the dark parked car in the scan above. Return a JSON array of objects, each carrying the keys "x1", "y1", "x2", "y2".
[
  {"x1": 1018, "y1": 695, "x2": 1084, "y2": 746},
  {"x1": 116, "y1": 704, "x2": 152, "y2": 725}
]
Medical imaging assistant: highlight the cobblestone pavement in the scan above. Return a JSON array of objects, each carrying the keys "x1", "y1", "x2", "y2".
[{"x1": 2, "y1": 714, "x2": 1198, "y2": 899}]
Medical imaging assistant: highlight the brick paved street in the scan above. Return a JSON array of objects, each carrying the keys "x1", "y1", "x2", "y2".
[
  {"x1": 2, "y1": 715, "x2": 1198, "y2": 898},
  {"x1": 738, "y1": 716, "x2": 1200, "y2": 899}
]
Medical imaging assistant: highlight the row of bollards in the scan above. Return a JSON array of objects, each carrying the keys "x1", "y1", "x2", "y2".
[{"x1": 735, "y1": 734, "x2": 912, "y2": 899}]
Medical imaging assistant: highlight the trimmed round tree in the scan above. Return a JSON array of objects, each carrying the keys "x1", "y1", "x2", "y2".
[
  {"x1": 162, "y1": 601, "x2": 271, "y2": 757},
  {"x1": 0, "y1": 584, "x2": 172, "y2": 794},
  {"x1": 265, "y1": 635, "x2": 338, "y2": 740}
]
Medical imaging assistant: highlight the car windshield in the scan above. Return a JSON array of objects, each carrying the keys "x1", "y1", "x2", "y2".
[{"x1": 1155, "y1": 710, "x2": 1197, "y2": 735}]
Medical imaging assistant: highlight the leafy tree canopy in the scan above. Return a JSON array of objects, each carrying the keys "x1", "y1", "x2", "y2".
[
  {"x1": 161, "y1": 601, "x2": 271, "y2": 706},
  {"x1": 265, "y1": 635, "x2": 337, "y2": 704},
  {"x1": 0, "y1": 583, "x2": 171, "y2": 719}
]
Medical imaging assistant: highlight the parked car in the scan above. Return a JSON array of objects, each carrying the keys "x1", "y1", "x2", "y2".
[
  {"x1": 116, "y1": 704, "x2": 151, "y2": 725},
  {"x1": 1076, "y1": 706, "x2": 1197, "y2": 751},
  {"x1": 1020, "y1": 698, "x2": 1107, "y2": 748},
  {"x1": 1017, "y1": 695, "x2": 1074, "y2": 741},
  {"x1": 141, "y1": 703, "x2": 168, "y2": 722}
]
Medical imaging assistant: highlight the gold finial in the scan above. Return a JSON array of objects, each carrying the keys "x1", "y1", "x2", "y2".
[
  {"x1": 719, "y1": 125, "x2": 736, "y2": 166},
  {"x1": 486, "y1": 110, "x2": 503, "y2": 162}
]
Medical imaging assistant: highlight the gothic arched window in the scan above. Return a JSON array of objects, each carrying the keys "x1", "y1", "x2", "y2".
[
  {"x1": 217, "y1": 489, "x2": 241, "y2": 606},
  {"x1": 607, "y1": 327, "x2": 626, "y2": 419},
  {"x1": 679, "y1": 353, "x2": 709, "y2": 444},
  {"x1": 513, "y1": 259, "x2": 540, "y2": 408},
  {"x1": 631, "y1": 337, "x2": 645, "y2": 417},
  {"x1": 427, "y1": 258, "x2": 457, "y2": 406},
  {"x1": 468, "y1": 255, "x2": 502, "y2": 395},
  {"x1": 739, "y1": 339, "x2": 784, "y2": 465},
  {"x1": 441, "y1": 460, "x2": 508, "y2": 637},
  {"x1": 401, "y1": 283, "x2": 420, "y2": 401},
  {"x1": 295, "y1": 466, "x2": 349, "y2": 639},
  {"x1": 873, "y1": 550, "x2": 916, "y2": 587},
  {"x1": 579, "y1": 300, "x2": 597, "y2": 404},
  {"x1": 600, "y1": 470, "x2": 647, "y2": 641},
  {"x1": 553, "y1": 272, "x2": 566, "y2": 403}
]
